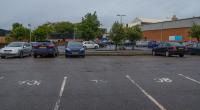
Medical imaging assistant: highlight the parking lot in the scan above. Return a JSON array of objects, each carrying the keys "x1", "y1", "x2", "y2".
[{"x1": 0, "y1": 56, "x2": 200, "y2": 110}]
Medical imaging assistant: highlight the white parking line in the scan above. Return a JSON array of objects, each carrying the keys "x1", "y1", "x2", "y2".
[
  {"x1": 178, "y1": 74, "x2": 200, "y2": 85},
  {"x1": 53, "y1": 76, "x2": 67, "y2": 110},
  {"x1": 126, "y1": 75, "x2": 167, "y2": 110}
]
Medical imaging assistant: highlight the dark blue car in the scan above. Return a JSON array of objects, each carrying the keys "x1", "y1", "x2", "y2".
[
  {"x1": 32, "y1": 41, "x2": 59, "y2": 58},
  {"x1": 65, "y1": 41, "x2": 85, "y2": 58},
  {"x1": 148, "y1": 41, "x2": 159, "y2": 48}
]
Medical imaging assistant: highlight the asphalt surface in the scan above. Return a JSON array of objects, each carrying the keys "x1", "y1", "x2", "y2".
[{"x1": 0, "y1": 55, "x2": 200, "y2": 110}]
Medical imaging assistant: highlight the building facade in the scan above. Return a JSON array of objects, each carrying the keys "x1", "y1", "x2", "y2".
[{"x1": 141, "y1": 17, "x2": 200, "y2": 42}]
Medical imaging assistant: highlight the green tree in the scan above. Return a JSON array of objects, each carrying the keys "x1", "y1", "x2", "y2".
[
  {"x1": 125, "y1": 25, "x2": 142, "y2": 50},
  {"x1": 109, "y1": 22, "x2": 125, "y2": 50},
  {"x1": 79, "y1": 12, "x2": 101, "y2": 40},
  {"x1": 32, "y1": 23, "x2": 53, "y2": 41},
  {"x1": 10, "y1": 23, "x2": 30, "y2": 41},
  {"x1": 189, "y1": 23, "x2": 200, "y2": 42},
  {"x1": 52, "y1": 21, "x2": 74, "y2": 38}
]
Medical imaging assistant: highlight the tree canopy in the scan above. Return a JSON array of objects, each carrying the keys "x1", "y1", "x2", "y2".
[
  {"x1": 189, "y1": 23, "x2": 200, "y2": 42},
  {"x1": 109, "y1": 22, "x2": 125, "y2": 50},
  {"x1": 78, "y1": 12, "x2": 101, "y2": 40},
  {"x1": 10, "y1": 23, "x2": 30, "y2": 41}
]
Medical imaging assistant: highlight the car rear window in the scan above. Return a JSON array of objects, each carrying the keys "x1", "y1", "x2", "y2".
[{"x1": 168, "y1": 42, "x2": 183, "y2": 46}]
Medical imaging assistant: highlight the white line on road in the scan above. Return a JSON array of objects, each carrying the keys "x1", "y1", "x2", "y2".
[
  {"x1": 126, "y1": 75, "x2": 167, "y2": 110},
  {"x1": 53, "y1": 76, "x2": 67, "y2": 110},
  {"x1": 178, "y1": 74, "x2": 200, "y2": 85}
]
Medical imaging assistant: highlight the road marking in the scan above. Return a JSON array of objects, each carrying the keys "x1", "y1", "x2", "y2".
[
  {"x1": 18, "y1": 80, "x2": 41, "y2": 86},
  {"x1": 53, "y1": 76, "x2": 67, "y2": 110},
  {"x1": 154, "y1": 78, "x2": 172, "y2": 83},
  {"x1": 91, "y1": 79, "x2": 107, "y2": 83},
  {"x1": 0, "y1": 76, "x2": 4, "y2": 80},
  {"x1": 126, "y1": 75, "x2": 167, "y2": 110},
  {"x1": 178, "y1": 74, "x2": 200, "y2": 85}
]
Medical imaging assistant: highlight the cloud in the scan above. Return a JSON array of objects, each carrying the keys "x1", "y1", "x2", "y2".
[{"x1": 0, "y1": 0, "x2": 199, "y2": 30}]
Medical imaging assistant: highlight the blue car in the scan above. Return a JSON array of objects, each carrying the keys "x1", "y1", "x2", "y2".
[
  {"x1": 32, "y1": 41, "x2": 59, "y2": 58},
  {"x1": 65, "y1": 41, "x2": 85, "y2": 58},
  {"x1": 148, "y1": 41, "x2": 159, "y2": 48}
]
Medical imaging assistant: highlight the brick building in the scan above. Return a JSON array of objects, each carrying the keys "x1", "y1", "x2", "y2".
[{"x1": 141, "y1": 17, "x2": 200, "y2": 42}]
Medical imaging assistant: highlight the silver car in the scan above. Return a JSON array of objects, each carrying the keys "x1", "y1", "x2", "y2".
[{"x1": 0, "y1": 42, "x2": 32, "y2": 59}]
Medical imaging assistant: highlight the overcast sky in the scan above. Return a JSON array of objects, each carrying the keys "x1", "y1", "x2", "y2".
[{"x1": 0, "y1": 0, "x2": 199, "y2": 30}]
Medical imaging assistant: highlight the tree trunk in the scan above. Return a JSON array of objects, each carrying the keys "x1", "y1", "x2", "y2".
[{"x1": 115, "y1": 44, "x2": 118, "y2": 51}]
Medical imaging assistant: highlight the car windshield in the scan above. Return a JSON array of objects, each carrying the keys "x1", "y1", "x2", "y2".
[
  {"x1": 7, "y1": 42, "x2": 23, "y2": 47},
  {"x1": 67, "y1": 42, "x2": 82, "y2": 48},
  {"x1": 168, "y1": 42, "x2": 183, "y2": 46}
]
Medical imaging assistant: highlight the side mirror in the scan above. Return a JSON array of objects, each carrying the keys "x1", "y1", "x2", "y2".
[{"x1": 23, "y1": 45, "x2": 26, "y2": 48}]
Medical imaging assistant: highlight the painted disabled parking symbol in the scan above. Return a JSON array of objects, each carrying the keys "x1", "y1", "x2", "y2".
[
  {"x1": 18, "y1": 80, "x2": 41, "y2": 86},
  {"x1": 154, "y1": 78, "x2": 172, "y2": 83}
]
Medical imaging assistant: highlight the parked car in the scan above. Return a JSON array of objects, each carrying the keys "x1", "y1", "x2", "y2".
[
  {"x1": 136, "y1": 41, "x2": 149, "y2": 47},
  {"x1": 65, "y1": 41, "x2": 85, "y2": 58},
  {"x1": 152, "y1": 42, "x2": 185, "y2": 57},
  {"x1": 187, "y1": 43, "x2": 200, "y2": 55},
  {"x1": 148, "y1": 41, "x2": 159, "y2": 48},
  {"x1": 83, "y1": 41, "x2": 99, "y2": 49},
  {"x1": 0, "y1": 42, "x2": 32, "y2": 59},
  {"x1": 32, "y1": 41, "x2": 59, "y2": 58}
]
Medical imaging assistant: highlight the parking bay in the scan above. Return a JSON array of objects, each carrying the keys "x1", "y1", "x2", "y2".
[{"x1": 0, "y1": 56, "x2": 200, "y2": 110}]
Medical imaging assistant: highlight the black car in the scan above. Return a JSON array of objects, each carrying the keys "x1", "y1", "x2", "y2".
[
  {"x1": 187, "y1": 43, "x2": 200, "y2": 55},
  {"x1": 152, "y1": 42, "x2": 185, "y2": 57}
]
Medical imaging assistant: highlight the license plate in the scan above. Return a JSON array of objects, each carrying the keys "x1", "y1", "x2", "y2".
[
  {"x1": 39, "y1": 46, "x2": 46, "y2": 48},
  {"x1": 72, "y1": 52, "x2": 78, "y2": 55},
  {"x1": 178, "y1": 48, "x2": 183, "y2": 50}
]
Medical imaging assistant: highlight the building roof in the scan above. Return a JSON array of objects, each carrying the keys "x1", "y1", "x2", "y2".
[
  {"x1": 141, "y1": 17, "x2": 200, "y2": 31},
  {"x1": 135, "y1": 17, "x2": 164, "y2": 23},
  {"x1": 128, "y1": 17, "x2": 168, "y2": 27}
]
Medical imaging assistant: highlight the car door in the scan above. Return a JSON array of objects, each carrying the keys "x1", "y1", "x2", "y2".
[
  {"x1": 84, "y1": 41, "x2": 90, "y2": 48},
  {"x1": 87, "y1": 41, "x2": 94, "y2": 48},
  {"x1": 196, "y1": 43, "x2": 200, "y2": 55},
  {"x1": 26, "y1": 43, "x2": 32, "y2": 55},
  {"x1": 22, "y1": 43, "x2": 28, "y2": 55},
  {"x1": 155, "y1": 43, "x2": 163, "y2": 54}
]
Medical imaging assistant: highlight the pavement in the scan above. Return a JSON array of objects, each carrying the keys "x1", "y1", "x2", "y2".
[
  {"x1": 58, "y1": 46, "x2": 152, "y2": 56},
  {"x1": 0, "y1": 56, "x2": 200, "y2": 110}
]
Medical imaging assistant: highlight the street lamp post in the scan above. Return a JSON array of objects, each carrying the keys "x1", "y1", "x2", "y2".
[
  {"x1": 117, "y1": 14, "x2": 126, "y2": 25},
  {"x1": 28, "y1": 24, "x2": 32, "y2": 42}
]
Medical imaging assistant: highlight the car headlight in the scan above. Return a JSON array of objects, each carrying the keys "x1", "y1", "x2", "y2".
[
  {"x1": 80, "y1": 48, "x2": 85, "y2": 51},
  {"x1": 66, "y1": 48, "x2": 71, "y2": 51}
]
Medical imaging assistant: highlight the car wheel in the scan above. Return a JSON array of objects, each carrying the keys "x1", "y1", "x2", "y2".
[
  {"x1": 94, "y1": 46, "x2": 98, "y2": 49},
  {"x1": 179, "y1": 54, "x2": 184, "y2": 57},
  {"x1": 52, "y1": 52, "x2": 56, "y2": 58},
  {"x1": 152, "y1": 51, "x2": 156, "y2": 56},
  {"x1": 34, "y1": 54, "x2": 37, "y2": 58},
  {"x1": 1, "y1": 56, "x2": 6, "y2": 59},
  {"x1": 165, "y1": 51, "x2": 170, "y2": 57},
  {"x1": 19, "y1": 51, "x2": 23, "y2": 58},
  {"x1": 189, "y1": 51, "x2": 194, "y2": 55}
]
